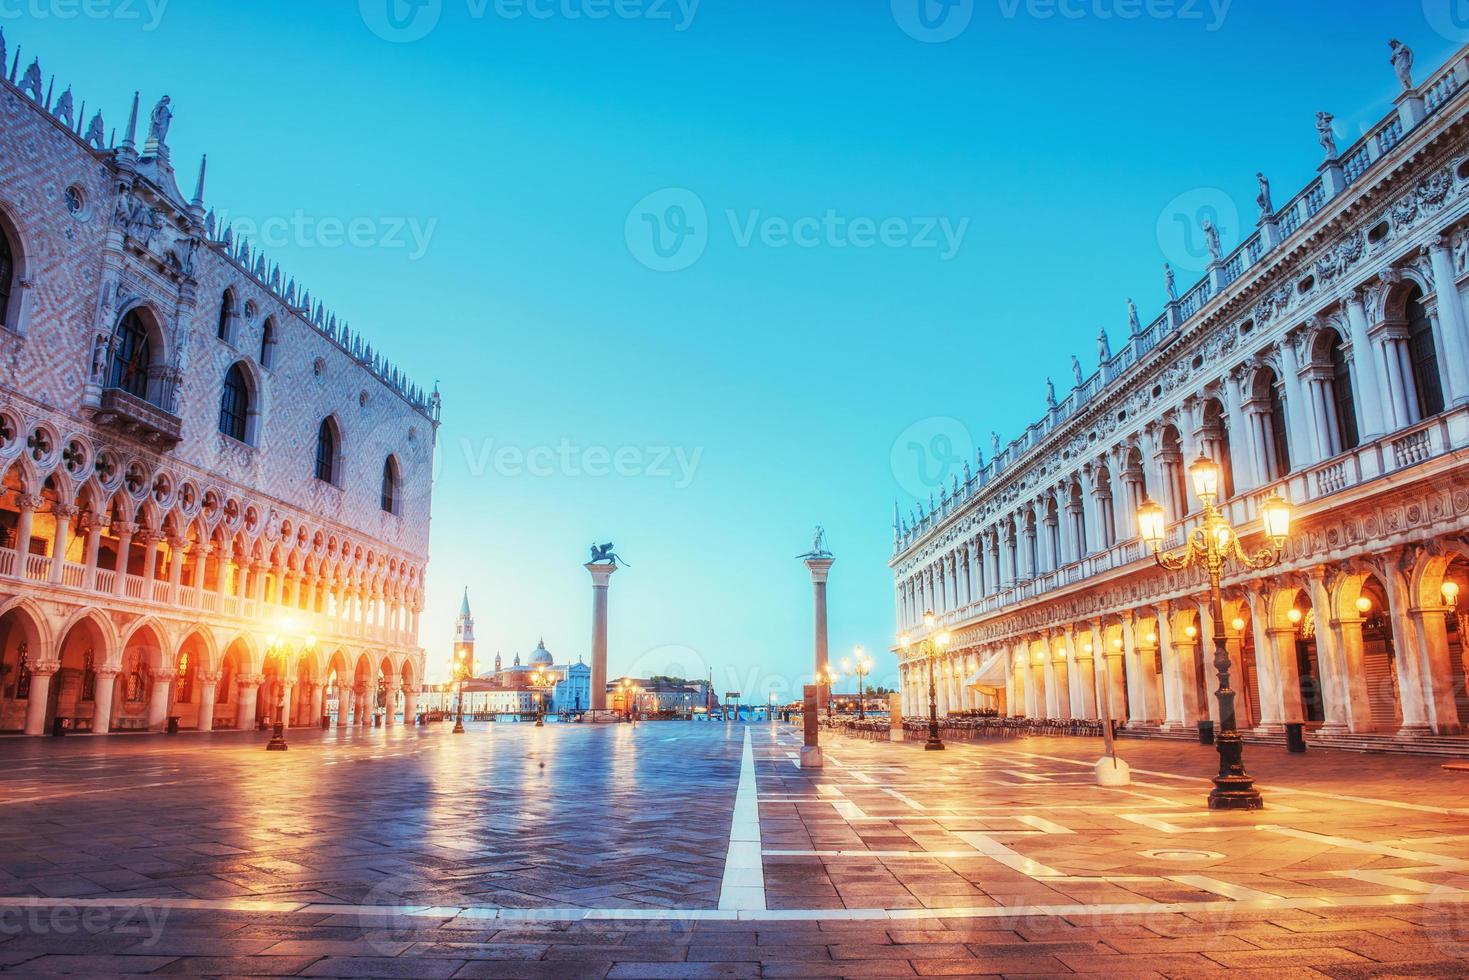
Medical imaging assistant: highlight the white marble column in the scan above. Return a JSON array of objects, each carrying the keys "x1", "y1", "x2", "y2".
[
  {"x1": 23, "y1": 660, "x2": 60, "y2": 735},
  {"x1": 1427, "y1": 237, "x2": 1469, "y2": 406},
  {"x1": 196, "y1": 672, "x2": 218, "y2": 732},
  {"x1": 1343, "y1": 291, "x2": 1388, "y2": 440},
  {"x1": 92, "y1": 666, "x2": 119, "y2": 734},
  {"x1": 804, "y1": 556, "x2": 834, "y2": 708},
  {"x1": 145, "y1": 670, "x2": 175, "y2": 731}
]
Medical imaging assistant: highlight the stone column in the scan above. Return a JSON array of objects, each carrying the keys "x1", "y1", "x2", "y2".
[
  {"x1": 337, "y1": 684, "x2": 353, "y2": 727},
  {"x1": 1330, "y1": 612, "x2": 1377, "y2": 733},
  {"x1": 803, "y1": 556, "x2": 834, "y2": 708},
  {"x1": 23, "y1": 660, "x2": 60, "y2": 735},
  {"x1": 145, "y1": 670, "x2": 176, "y2": 731},
  {"x1": 403, "y1": 686, "x2": 418, "y2": 725},
  {"x1": 236, "y1": 674, "x2": 261, "y2": 730},
  {"x1": 1427, "y1": 237, "x2": 1469, "y2": 406},
  {"x1": 311, "y1": 682, "x2": 325, "y2": 725},
  {"x1": 586, "y1": 562, "x2": 619, "y2": 711},
  {"x1": 91, "y1": 666, "x2": 119, "y2": 733},
  {"x1": 48, "y1": 504, "x2": 77, "y2": 584},
  {"x1": 1306, "y1": 570, "x2": 1351, "y2": 734},
  {"x1": 166, "y1": 535, "x2": 186, "y2": 603},
  {"x1": 138, "y1": 530, "x2": 161, "y2": 591},
  {"x1": 12, "y1": 494, "x2": 40, "y2": 576},
  {"x1": 1409, "y1": 605, "x2": 1464, "y2": 735},
  {"x1": 111, "y1": 522, "x2": 136, "y2": 595},
  {"x1": 82, "y1": 517, "x2": 103, "y2": 591},
  {"x1": 196, "y1": 672, "x2": 218, "y2": 732},
  {"x1": 1278, "y1": 332, "x2": 1314, "y2": 469},
  {"x1": 1248, "y1": 591, "x2": 1286, "y2": 732},
  {"x1": 1266, "y1": 624, "x2": 1305, "y2": 727},
  {"x1": 1069, "y1": 628, "x2": 1095, "y2": 720},
  {"x1": 1344, "y1": 290, "x2": 1388, "y2": 440},
  {"x1": 384, "y1": 684, "x2": 402, "y2": 726}
]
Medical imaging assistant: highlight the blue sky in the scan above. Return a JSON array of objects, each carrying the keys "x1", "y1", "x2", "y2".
[{"x1": 11, "y1": 0, "x2": 1461, "y2": 693}]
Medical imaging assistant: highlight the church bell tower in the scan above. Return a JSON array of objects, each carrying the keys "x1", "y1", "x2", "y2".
[{"x1": 454, "y1": 588, "x2": 475, "y2": 676}]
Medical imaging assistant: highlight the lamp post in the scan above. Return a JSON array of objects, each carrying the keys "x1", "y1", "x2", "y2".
[
  {"x1": 531, "y1": 669, "x2": 546, "y2": 726},
  {"x1": 1137, "y1": 453, "x2": 1291, "y2": 810},
  {"x1": 900, "y1": 611, "x2": 950, "y2": 751},
  {"x1": 842, "y1": 647, "x2": 874, "y2": 720},
  {"x1": 822, "y1": 664, "x2": 840, "y2": 722},
  {"x1": 263, "y1": 626, "x2": 315, "y2": 752},
  {"x1": 451, "y1": 647, "x2": 470, "y2": 734}
]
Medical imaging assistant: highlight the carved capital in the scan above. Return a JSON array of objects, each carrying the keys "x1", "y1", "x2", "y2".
[{"x1": 16, "y1": 494, "x2": 42, "y2": 512}]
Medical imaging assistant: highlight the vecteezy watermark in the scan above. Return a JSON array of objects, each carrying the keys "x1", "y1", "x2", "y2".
[
  {"x1": 360, "y1": 0, "x2": 698, "y2": 42},
  {"x1": 1423, "y1": 0, "x2": 1469, "y2": 42},
  {"x1": 625, "y1": 188, "x2": 709, "y2": 273},
  {"x1": 0, "y1": 0, "x2": 168, "y2": 30},
  {"x1": 996, "y1": 0, "x2": 1232, "y2": 30},
  {"x1": 891, "y1": 417, "x2": 974, "y2": 501},
  {"x1": 891, "y1": 0, "x2": 975, "y2": 43},
  {"x1": 213, "y1": 210, "x2": 438, "y2": 261},
  {"x1": 459, "y1": 438, "x2": 703, "y2": 489},
  {"x1": 1154, "y1": 187, "x2": 1238, "y2": 274},
  {"x1": 625, "y1": 188, "x2": 969, "y2": 272},
  {"x1": 0, "y1": 902, "x2": 170, "y2": 946}
]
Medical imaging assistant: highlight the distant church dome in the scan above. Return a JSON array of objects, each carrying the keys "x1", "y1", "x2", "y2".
[{"x1": 530, "y1": 639, "x2": 554, "y2": 667}]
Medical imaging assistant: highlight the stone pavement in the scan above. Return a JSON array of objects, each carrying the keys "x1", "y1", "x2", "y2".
[{"x1": 0, "y1": 721, "x2": 1465, "y2": 976}]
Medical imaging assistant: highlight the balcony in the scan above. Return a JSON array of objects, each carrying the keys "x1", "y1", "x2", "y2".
[{"x1": 88, "y1": 388, "x2": 183, "y2": 449}]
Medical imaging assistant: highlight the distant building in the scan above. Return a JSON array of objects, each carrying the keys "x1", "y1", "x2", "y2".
[
  {"x1": 419, "y1": 593, "x2": 590, "y2": 716},
  {"x1": 608, "y1": 676, "x2": 716, "y2": 716}
]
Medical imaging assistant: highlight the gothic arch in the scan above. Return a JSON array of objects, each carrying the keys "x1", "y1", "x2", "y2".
[{"x1": 0, "y1": 196, "x2": 30, "y2": 331}]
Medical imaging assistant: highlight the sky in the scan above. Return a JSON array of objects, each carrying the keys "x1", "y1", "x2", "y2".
[{"x1": 10, "y1": 0, "x2": 1464, "y2": 694}]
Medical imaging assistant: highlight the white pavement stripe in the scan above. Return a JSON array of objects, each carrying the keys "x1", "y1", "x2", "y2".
[
  {"x1": 1169, "y1": 875, "x2": 1284, "y2": 901},
  {"x1": 0, "y1": 891, "x2": 1454, "y2": 923},
  {"x1": 718, "y1": 728, "x2": 766, "y2": 911}
]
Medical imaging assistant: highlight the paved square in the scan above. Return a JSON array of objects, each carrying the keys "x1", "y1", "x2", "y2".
[{"x1": 0, "y1": 723, "x2": 1466, "y2": 976}]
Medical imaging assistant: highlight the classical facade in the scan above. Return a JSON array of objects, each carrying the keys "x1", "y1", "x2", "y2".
[
  {"x1": 0, "y1": 36, "x2": 438, "y2": 735},
  {"x1": 892, "y1": 41, "x2": 1469, "y2": 747}
]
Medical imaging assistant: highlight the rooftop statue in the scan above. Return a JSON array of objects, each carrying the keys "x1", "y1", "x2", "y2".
[
  {"x1": 1256, "y1": 172, "x2": 1273, "y2": 217},
  {"x1": 1097, "y1": 327, "x2": 1111, "y2": 363},
  {"x1": 1201, "y1": 218, "x2": 1222, "y2": 263},
  {"x1": 1390, "y1": 39, "x2": 1414, "y2": 92},
  {"x1": 588, "y1": 542, "x2": 630, "y2": 566},
  {"x1": 1071, "y1": 354, "x2": 1084, "y2": 387},
  {"x1": 1127, "y1": 298, "x2": 1141, "y2": 335},
  {"x1": 148, "y1": 95, "x2": 172, "y2": 146},
  {"x1": 1164, "y1": 263, "x2": 1178, "y2": 302},
  {"x1": 1316, "y1": 111, "x2": 1337, "y2": 159}
]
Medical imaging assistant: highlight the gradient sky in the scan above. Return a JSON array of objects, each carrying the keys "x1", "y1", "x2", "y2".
[{"x1": 10, "y1": 0, "x2": 1462, "y2": 692}]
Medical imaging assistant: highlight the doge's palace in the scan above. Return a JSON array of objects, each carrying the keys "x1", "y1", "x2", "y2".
[
  {"x1": 893, "y1": 40, "x2": 1469, "y2": 752},
  {"x1": 0, "y1": 34, "x2": 438, "y2": 736}
]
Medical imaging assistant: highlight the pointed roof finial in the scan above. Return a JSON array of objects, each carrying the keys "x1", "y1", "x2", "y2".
[
  {"x1": 121, "y1": 91, "x2": 139, "y2": 150},
  {"x1": 191, "y1": 154, "x2": 207, "y2": 206},
  {"x1": 459, "y1": 587, "x2": 471, "y2": 617}
]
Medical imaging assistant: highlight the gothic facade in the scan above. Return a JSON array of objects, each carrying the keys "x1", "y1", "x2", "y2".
[
  {"x1": 0, "y1": 36, "x2": 438, "y2": 735},
  {"x1": 892, "y1": 41, "x2": 1469, "y2": 747}
]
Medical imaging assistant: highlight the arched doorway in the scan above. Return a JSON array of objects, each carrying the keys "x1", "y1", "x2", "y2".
[
  {"x1": 115, "y1": 622, "x2": 167, "y2": 732},
  {"x1": 54, "y1": 612, "x2": 113, "y2": 732}
]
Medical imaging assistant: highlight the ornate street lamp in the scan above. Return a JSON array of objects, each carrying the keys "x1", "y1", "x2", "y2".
[
  {"x1": 263, "y1": 625, "x2": 315, "y2": 752},
  {"x1": 531, "y1": 668, "x2": 546, "y2": 726},
  {"x1": 821, "y1": 663, "x2": 841, "y2": 722},
  {"x1": 900, "y1": 610, "x2": 951, "y2": 751},
  {"x1": 842, "y1": 646, "x2": 874, "y2": 720},
  {"x1": 1138, "y1": 453, "x2": 1291, "y2": 810},
  {"x1": 451, "y1": 647, "x2": 471, "y2": 734}
]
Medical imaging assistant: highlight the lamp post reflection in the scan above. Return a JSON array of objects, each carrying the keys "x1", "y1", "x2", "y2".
[
  {"x1": 899, "y1": 611, "x2": 949, "y2": 751},
  {"x1": 452, "y1": 647, "x2": 470, "y2": 734}
]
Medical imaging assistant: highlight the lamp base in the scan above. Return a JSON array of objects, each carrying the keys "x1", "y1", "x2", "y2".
[
  {"x1": 265, "y1": 728, "x2": 288, "y2": 751},
  {"x1": 1208, "y1": 777, "x2": 1264, "y2": 810},
  {"x1": 452, "y1": 722, "x2": 465, "y2": 734},
  {"x1": 924, "y1": 738, "x2": 946, "y2": 751}
]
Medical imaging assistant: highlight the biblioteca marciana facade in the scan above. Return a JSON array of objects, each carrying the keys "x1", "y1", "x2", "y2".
[
  {"x1": 892, "y1": 40, "x2": 1469, "y2": 749},
  {"x1": 0, "y1": 35, "x2": 439, "y2": 735}
]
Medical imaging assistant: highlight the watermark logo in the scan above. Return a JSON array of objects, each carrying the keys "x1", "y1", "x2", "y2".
[
  {"x1": 0, "y1": 901, "x2": 169, "y2": 946},
  {"x1": 995, "y1": 0, "x2": 1232, "y2": 31},
  {"x1": 360, "y1": 0, "x2": 443, "y2": 41},
  {"x1": 459, "y1": 437, "x2": 703, "y2": 489},
  {"x1": 891, "y1": 416, "x2": 974, "y2": 500},
  {"x1": 891, "y1": 0, "x2": 974, "y2": 42},
  {"x1": 625, "y1": 187, "x2": 709, "y2": 273},
  {"x1": 1155, "y1": 187, "x2": 1238, "y2": 273},
  {"x1": 215, "y1": 210, "x2": 439, "y2": 261},
  {"x1": 626, "y1": 190, "x2": 970, "y2": 272},
  {"x1": 0, "y1": 0, "x2": 170, "y2": 30},
  {"x1": 1423, "y1": 0, "x2": 1469, "y2": 42}
]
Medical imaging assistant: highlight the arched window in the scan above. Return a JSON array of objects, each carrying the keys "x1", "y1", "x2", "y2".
[
  {"x1": 1252, "y1": 368, "x2": 1291, "y2": 481},
  {"x1": 259, "y1": 318, "x2": 275, "y2": 369},
  {"x1": 217, "y1": 290, "x2": 234, "y2": 341},
  {"x1": 1327, "y1": 333, "x2": 1360, "y2": 452},
  {"x1": 1405, "y1": 287, "x2": 1445, "y2": 420},
  {"x1": 315, "y1": 418, "x2": 338, "y2": 484},
  {"x1": 107, "y1": 310, "x2": 152, "y2": 399},
  {"x1": 0, "y1": 225, "x2": 14, "y2": 329},
  {"x1": 218, "y1": 364, "x2": 250, "y2": 442},
  {"x1": 381, "y1": 456, "x2": 400, "y2": 514}
]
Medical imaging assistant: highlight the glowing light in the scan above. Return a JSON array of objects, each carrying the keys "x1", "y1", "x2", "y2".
[
  {"x1": 1356, "y1": 596, "x2": 1373, "y2": 614},
  {"x1": 1184, "y1": 625, "x2": 1198, "y2": 639},
  {"x1": 1287, "y1": 608, "x2": 1303, "y2": 625},
  {"x1": 1231, "y1": 617, "x2": 1246, "y2": 631}
]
